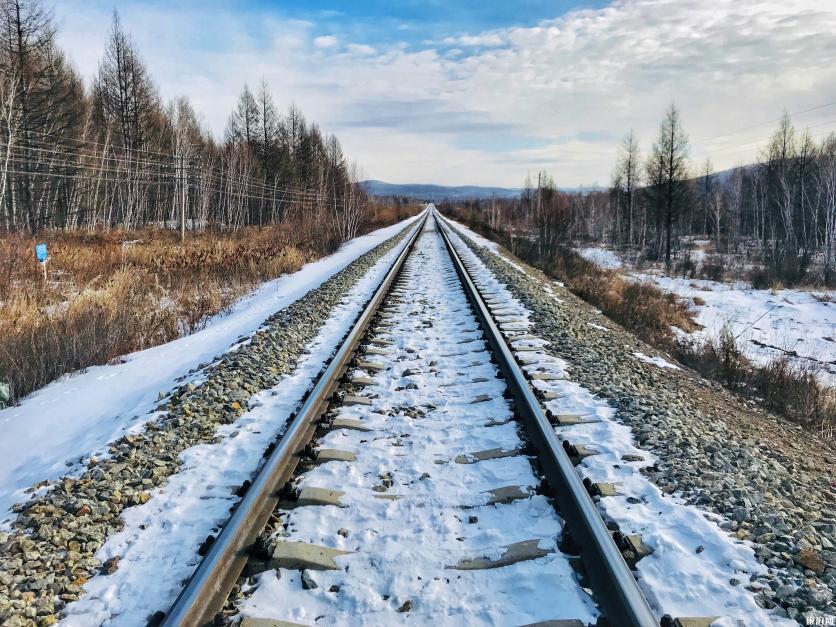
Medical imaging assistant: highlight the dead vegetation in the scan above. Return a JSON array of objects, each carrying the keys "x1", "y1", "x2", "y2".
[
  {"x1": 0, "y1": 202, "x2": 419, "y2": 404},
  {"x1": 675, "y1": 328, "x2": 836, "y2": 435},
  {"x1": 545, "y1": 245, "x2": 700, "y2": 346}
]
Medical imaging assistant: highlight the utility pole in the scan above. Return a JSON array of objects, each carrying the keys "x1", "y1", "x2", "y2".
[
  {"x1": 537, "y1": 171, "x2": 542, "y2": 260},
  {"x1": 537, "y1": 171, "x2": 542, "y2": 215},
  {"x1": 179, "y1": 155, "x2": 186, "y2": 243}
]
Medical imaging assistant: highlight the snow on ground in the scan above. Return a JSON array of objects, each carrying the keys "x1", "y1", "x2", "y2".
[
  {"x1": 445, "y1": 218, "x2": 534, "y2": 276},
  {"x1": 443, "y1": 219, "x2": 792, "y2": 626},
  {"x1": 633, "y1": 352, "x2": 680, "y2": 370},
  {"x1": 0, "y1": 214, "x2": 422, "y2": 524},
  {"x1": 575, "y1": 246, "x2": 624, "y2": 269},
  {"x1": 569, "y1": 244, "x2": 836, "y2": 387},
  {"x1": 240, "y1": 216, "x2": 598, "y2": 626},
  {"x1": 60, "y1": 218, "x2": 424, "y2": 626},
  {"x1": 635, "y1": 273, "x2": 836, "y2": 386}
]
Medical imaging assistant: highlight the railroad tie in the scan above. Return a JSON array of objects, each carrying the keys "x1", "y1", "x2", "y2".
[
  {"x1": 570, "y1": 444, "x2": 599, "y2": 462},
  {"x1": 296, "y1": 487, "x2": 345, "y2": 507},
  {"x1": 483, "y1": 485, "x2": 532, "y2": 506},
  {"x1": 240, "y1": 618, "x2": 309, "y2": 627},
  {"x1": 535, "y1": 389, "x2": 562, "y2": 401},
  {"x1": 551, "y1": 413, "x2": 599, "y2": 426},
  {"x1": 314, "y1": 449, "x2": 356, "y2": 464},
  {"x1": 327, "y1": 417, "x2": 373, "y2": 432},
  {"x1": 453, "y1": 447, "x2": 523, "y2": 464},
  {"x1": 593, "y1": 483, "x2": 621, "y2": 497},
  {"x1": 517, "y1": 353, "x2": 544, "y2": 365},
  {"x1": 528, "y1": 371, "x2": 565, "y2": 381},
  {"x1": 450, "y1": 539, "x2": 553, "y2": 570},
  {"x1": 343, "y1": 395, "x2": 372, "y2": 406},
  {"x1": 269, "y1": 541, "x2": 353, "y2": 571}
]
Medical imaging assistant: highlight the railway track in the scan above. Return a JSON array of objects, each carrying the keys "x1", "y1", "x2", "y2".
[{"x1": 160, "y1": 209, "x2": 659, "y2": 626}]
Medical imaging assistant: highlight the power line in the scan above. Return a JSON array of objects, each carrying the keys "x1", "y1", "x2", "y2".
[
  {"x1": 696, "y1": 125, "x2": 836, "y2": 160},
  {"x1": 693, "y1": 98, "x2": 836, "y2": 146},
  {"x1": 0, "y1": 142, "x2": 341, "y2": 203}
]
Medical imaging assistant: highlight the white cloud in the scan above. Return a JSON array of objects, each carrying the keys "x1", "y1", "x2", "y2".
[
  {"x1": 53, "y1": 0, "x2": 836, "y2": 187},
  {"x1": 442, "y1": 33, "x2": 505, "y2": 47},
  {"x1": 313, "y1": 35, "x2": 338, "y2": 48},
  {"x1": 346, "y1": 43, "x2": 375, "y2": 55}
]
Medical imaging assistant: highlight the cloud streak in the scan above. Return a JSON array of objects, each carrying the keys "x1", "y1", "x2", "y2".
[{"x1": 54, "y1": 0, "x2": 836, "y2": 187}]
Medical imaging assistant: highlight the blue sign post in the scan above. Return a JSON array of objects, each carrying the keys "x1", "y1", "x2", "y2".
[{"x1": 35, "y1": 243, "x2": 48, "y2": 281}]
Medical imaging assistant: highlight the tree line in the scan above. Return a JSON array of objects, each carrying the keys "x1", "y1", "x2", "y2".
[
  {"x1": 606, "y1": 104, "x2": 836, "y2": 284},
  {"x1": 0, "y1": 0, "x2": 364, "y2": 240},
  {"x1": 600, "y1": 105, "x2": 836, "y2": 283},
  {"x1": 447, "y1": 103, "x2": 836, "y2": 286}
]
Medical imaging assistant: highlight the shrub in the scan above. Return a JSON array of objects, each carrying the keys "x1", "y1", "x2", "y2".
[
  {"x1": 0, "y1": 269, "x2": 180, "y2": 401},
  {"x1": 716, "y1": 326, "x2": 745, "y2": 387},
  {"x1": 545, "y1": 246, "x2": 699, "y2": 346},
  {"x1": 675, "y1": 330, "x2": 836, "y2": 433},
  {"x1": 675, "y1": 257, "x2": 696, "y2": 278},
  {"x1": 698, "y1": 255, "x2": 725, "y2": 282},
  {"x1": 750, "y1": 267, "x2": 771, "y2": 290}
]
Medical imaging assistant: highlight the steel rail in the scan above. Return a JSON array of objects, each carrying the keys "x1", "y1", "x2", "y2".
[
  {"x1": 161, "y1": 210, "x2": 429, "y2": 627},
  {"x1": 434, "y1": 212, "x2": 658, "y2": 627}
]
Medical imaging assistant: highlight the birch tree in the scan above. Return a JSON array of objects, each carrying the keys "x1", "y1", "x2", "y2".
[
  {"x1": 614, "y1": 130, "x2": 640, "y2": 246},
  {"x1": 648, "y1": 103, "x2": 690, "y2": 267}
]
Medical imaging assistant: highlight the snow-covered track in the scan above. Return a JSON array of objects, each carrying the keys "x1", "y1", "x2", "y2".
[
  {"x1": 160, "y1": 213, "x2": 430, "y2": 626},
  {"x1": 435, "y1": 213, "x2": 656, "y2": 626},
  {"x1": 162, "y1": 210, "x2": 655, "y2": 627}
]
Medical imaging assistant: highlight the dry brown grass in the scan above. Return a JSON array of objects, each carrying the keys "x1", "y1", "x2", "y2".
[
  {"x1": 546, "y1": 246, "x2": 700, "y2": 346},
  {"x1": 0, "y1": 202, "x2": 421, "y2": 403},
  {"x1": 675, "y1": 329, "x2": 836, "y2": 433},
  {"x1": 0, "y1": 228, "x2": 312, "y2": 403}
]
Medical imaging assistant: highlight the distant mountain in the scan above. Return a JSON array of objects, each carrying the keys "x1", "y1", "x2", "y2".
[
  {"x1": 361, "y1": 180, "x2": 605, "y2": 200},
  {"x1": 361, "y1": 180, "x2": 520, "y2": 201}
]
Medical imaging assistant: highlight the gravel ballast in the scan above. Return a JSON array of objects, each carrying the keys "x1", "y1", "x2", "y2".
[
  {"x1": 450, "y1": 221, "x2": 836, "y2": 624},
  {"x1": 0, "y1": 223, "x2": 415, "y2": 626}
]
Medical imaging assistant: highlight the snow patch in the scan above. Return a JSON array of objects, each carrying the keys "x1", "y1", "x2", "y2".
[
  {"x1": 633, "y1": 352, "x2": 680, "y2": 370},
  {"x1": 575, "y1": 247, "x2": 623, "y2": 269},
  {"x1": 445, "y1": 217, "x2": 528, "y2": 274},
  {"x1": 635, "y1": 273, "x2": 836, "y2": 386}
]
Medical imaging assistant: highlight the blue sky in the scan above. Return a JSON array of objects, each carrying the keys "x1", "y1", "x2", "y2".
[
  {"x1": 257, "y1": 0, "x2": 607, "y2": 40},
  {"x1": 54, "y1": 1, "x2": 836, "y2": 187}
]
